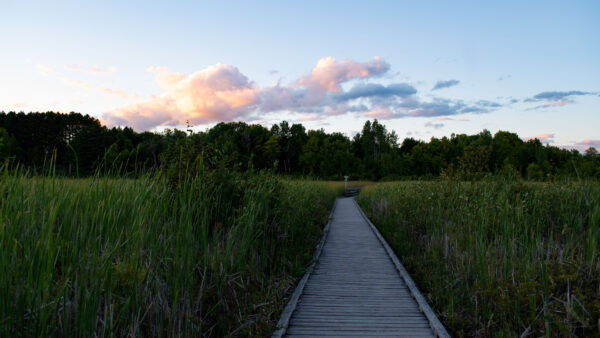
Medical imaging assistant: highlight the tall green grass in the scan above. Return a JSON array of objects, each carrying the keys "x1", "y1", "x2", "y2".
[
  {"x1": 0, "y1": 170, "x2": 336, "y2": 336},
  {"x1": 357, "y1": 179, "x2": 599, "y2": 337}
]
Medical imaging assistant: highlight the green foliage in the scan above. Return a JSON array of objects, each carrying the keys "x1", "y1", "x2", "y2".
[
  {"x1": 0, "y1": 127, "x2": 19, "y2": 162},
  {"x1": 2, "y1": 111, "x2": 599, "y2": 180},
  {"x1": 357, "y1": 179, "x2": 600, "y2": 337},
  {"x1": 0, "y1": 171, "x2": 336, "y2": 336}
]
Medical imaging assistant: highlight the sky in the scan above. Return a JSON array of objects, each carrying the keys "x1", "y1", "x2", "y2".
[{"x1": 1, "y1": 0, "x2": 599, "y2": 150}]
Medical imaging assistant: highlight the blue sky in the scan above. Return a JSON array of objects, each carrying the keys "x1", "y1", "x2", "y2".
[{"x1": 1, "y1": 0, "x2": 599, "y2": 149}]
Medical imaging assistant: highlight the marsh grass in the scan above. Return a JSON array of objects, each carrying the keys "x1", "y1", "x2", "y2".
[
  {"x1": 0, "y1": 168, "x2": 336, "y2": 336},
  {"x1": 357, "y1": 179, "x2": 600, "y2": 337},
  {"x1": 321, "y1": 180, "x2": 374, "y2": 196}
]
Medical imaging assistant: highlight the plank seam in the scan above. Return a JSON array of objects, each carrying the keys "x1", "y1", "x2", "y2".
[
  {"x1": 352, "y1": 198, "x2": 451, "y2": 338},
  {"x1": 271, "y1": 199, "x2": 338, "y2": 338}
]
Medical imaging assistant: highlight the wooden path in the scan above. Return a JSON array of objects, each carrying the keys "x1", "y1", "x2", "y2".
[{"x1": 274, "y1": 198, "x2": 449, "y2": 337}]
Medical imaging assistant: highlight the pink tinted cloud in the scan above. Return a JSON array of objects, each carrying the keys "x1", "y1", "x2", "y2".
[
  {"x1": 147, "y1": 67, "x2": 186, "y2": 88},
  {"x1": 576, "y1": 139, "x2": 600, "y2": 147},
  {"x1": 103, "y1": 64, "x2": 260, "y2": 129},
  {"x1": 260, "y1": 57, "x2": 390, "y2": 112},
  {"x1": 434, "y1": 117, "x2": 470, "y2": 122},
  {"x1": 298, "y1": 115, "x2": 328, "y2": 122},
  {"x1": 104, "y1": 57, "x2": 493, "y2": 130},
  {"x1": 99, "y1": 87, "x2": 131, "y2": 99},
  {"x1": 104, "y1": 57, "x2": 392, "y2": 130},
  {"x1": 4, "y1": 103, "x2": 27, "y2": 110},
  {"x1": 296, "y1": 56, "x2": 389, "y2": 93},
  {"x1": 525, "y1": 133, "x2": 555, "y2": 143},
  {"x1": 558, "y1": 139, "x2": 600, "y2": 153},
  {"x1": 364, "y1": 108, "x2": 395, "y2": 119},
  {"x1": 542, "y1": 100, "x2": 570, "y2": 108}
]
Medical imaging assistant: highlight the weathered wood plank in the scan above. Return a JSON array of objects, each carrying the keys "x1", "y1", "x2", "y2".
[{"x1": 273, "y1": 197, "x2": 448, "y2": 337}]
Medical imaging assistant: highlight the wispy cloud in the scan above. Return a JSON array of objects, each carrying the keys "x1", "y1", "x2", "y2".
[
  {"x1": 395, "y1": 98, "x2": 502, "y2": 118},
  {"x1": 531, "y1": 91, "x2": 591, "y2": 101},
  {"x1": 432, "y1": 79, "x2": 460, "y2": 90},
  {"x1": 36, "y1": 64, "x2": 57, "y2": 77},
  {"x1": 147, "y1": 66, "x2": 186, "y2": 88},
  {"x1": 542, "y1": 100, "x2": 569, "y2": 108},
  {"x1": 62, "y1": 78, "x2": 135, "y2": 99},
  {"x1": 432, "y1": 116, "x2": 469, "y2": 122},
  {"x1": 576, "y1": 139, "x2": 600, "y2": 148},
  {"x1": 559, "y1": 139, "x2": 600, "y2": 152},
  {"x1": 424, "y1": 121, "x2": 444, "y2": 129},
  {"x1": 34, "y1": 62, "x2": 133, "y2": 100},
  {"x1": 3, "y1": 103, "x2": 27, "y2": 110},
  {"x1": 524, "y1": 90, "x2": 595, "y2": 110},
  {"x1": 336, "y1": 83, "x2": 416, "y2": 101},
  {"x1": 65, "y1": 64, "x2": 118, "y2": 75},
  {"x1": 525, "y1": 133, "x2": 555, "y2": 143}
]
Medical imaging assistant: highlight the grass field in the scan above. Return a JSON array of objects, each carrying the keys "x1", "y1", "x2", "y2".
[
  {"x1": 357, "y1": 179, "x2": 600, "y2": 337},
  {"x1": 0, "y1": 171, "x2": 336, "y2": 336}
]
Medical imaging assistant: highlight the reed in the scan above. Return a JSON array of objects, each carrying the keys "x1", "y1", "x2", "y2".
[
  {"x1": 0, "y1": 169, "x2": 336, "y2": 336},
  {"x1": 357, "y1": 178, "x2": 600, "y2": 337}
]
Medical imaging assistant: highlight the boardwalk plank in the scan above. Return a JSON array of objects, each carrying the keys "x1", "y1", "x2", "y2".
[{"x1": 274, "y1": 197, "x2": 448, "y2": 337}]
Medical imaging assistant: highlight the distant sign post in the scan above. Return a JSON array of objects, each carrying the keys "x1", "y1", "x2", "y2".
[{"x1": 344, "y1": 176, "x2": 348, "y2": 191}]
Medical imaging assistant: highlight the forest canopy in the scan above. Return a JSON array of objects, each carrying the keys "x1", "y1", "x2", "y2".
[{"x1": 0, "y1": 111, "x2": 598, "y2": 179}]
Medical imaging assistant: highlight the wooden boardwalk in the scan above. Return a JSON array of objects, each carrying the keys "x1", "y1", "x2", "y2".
[{"x1": 274, "y1": 198, "x2": 449, "y2": 337}]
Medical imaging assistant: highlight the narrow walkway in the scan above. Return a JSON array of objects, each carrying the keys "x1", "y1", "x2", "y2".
[{"x1": 276, "y1": 198, "x2": 448, "y2": 337}]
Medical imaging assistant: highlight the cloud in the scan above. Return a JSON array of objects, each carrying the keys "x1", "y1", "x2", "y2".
[
  {"x1": 296, "y1": 56, "x2": 389, "y2": 93},
  {"x1": 364, "y1": 107, "x2": 395, "y2": 119},
  {"x1": 403, "y1": 98, "x2": 466, "y2": 117},
  {"x1": 433, "y1": 116, "x2": 469, "y2": 122},
  {"x1": 297, "y1": 115, "x2": 328, "y2": 122},
  {"x1": 525, "y1": 133, "x2": 555, "y2": 143},
  {"x1": 559, "y1": 139, "x2": 600, "y2": 152},
  {"x1": 475, "y1": 100, "x2": 502, "y2": 108},
  {"x1": 62, "y1": 78, "x2": 134, "y2": 99},
  {"x1": 65, "y1": 64, "x2": 118, "y2": 75},
  {"x1": 103, "y1": 57, "x2": 502, "y2": 130},
  {"x1": 103, "y1": 63, "x2": 261, "y2": 129},
  {"x1": 3, "y1": 103, "x2": 27, "y2": 110},
  {"x1": 105, "y1": 57, "x2": 396, "y2": 130},
  {"x1": 336, "y1": 83, "x2": 416, "y2": 101},
  {"x1": 36, "y1": 64, "x2": 57, "y2": 77},
  {"x1": 531, "y1": 91, "x2": 591, "y2": 101},
  {"x1": 542, "y1": 100, "x2": 569, "y2": 107},
  {"x1": 34, "y1": 62, "x2": 133, "y2": 99},
  {"x1": 424, "y1": 121, "x2": 444, "y2": 129},
  {"x1": 522, "y1": 90, "x2": 597, "y2": 110},
  {"x1": 147, "y1": 66, "x2": 186, "y2": 88},
  {"x1": 432, "y1": 79, "x2": 460, "y2": 90},
  {"x1": 576, "y1": 139, "x2": 600, "y2": 148},
  {"x1": 399, "y1": 98, "x2": 500, "y2": 117}
]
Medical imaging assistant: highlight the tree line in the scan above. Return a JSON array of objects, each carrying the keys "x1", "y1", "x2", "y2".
[{"x1": 1, "y1": 111, "x2": 598, "y2": 179}]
